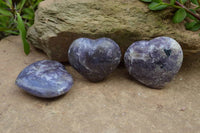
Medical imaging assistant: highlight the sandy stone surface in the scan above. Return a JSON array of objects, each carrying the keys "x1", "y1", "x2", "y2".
[{"x1": 0, "y1": 36, "x2": 200, "y2": 133}]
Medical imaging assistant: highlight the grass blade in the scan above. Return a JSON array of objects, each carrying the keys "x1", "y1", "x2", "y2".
[
  {"x1": 0, "y1": 8, "x2": 12, "y2": 16},
  {"x1": 16, "y1": 13, "x2": 30, "y2": 55},
  {"x1": 17, "y1": 0, "x2": 26, "y2": 12}
]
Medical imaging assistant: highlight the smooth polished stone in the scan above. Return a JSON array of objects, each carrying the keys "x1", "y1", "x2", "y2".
[
  {"x1": 16, "y1": 60, "x2": 73, "y2": 98},
  {"x1": 68, "y1": 37, "x2": 121, "y2": 82},
  {"x1": 124, "y1": 37, "x2": 183, "y2": 89}
]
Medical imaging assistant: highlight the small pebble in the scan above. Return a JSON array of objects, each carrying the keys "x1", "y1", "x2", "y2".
[
  {"x1": 16, "y1": 60, "x2": 73, "y2": 98},
  {"x1": 180, "y1": 107, "x2": 186, "y2": 111}
]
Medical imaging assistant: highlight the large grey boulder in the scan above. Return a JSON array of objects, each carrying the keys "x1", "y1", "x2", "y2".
[{"x1": 27, "y1": 0, "x2": 200, "y2": 62}]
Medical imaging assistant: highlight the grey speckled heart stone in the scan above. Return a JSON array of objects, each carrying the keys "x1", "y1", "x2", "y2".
[
  {"x1": 15, "y1": 60, "x2": 73, "y2": 98},
  {"x1": 68, "y1": 37, "x2": 121, "y2": 82},
  {"x1": 124, "y1": 36, "x2": 183, "y2": 89}
]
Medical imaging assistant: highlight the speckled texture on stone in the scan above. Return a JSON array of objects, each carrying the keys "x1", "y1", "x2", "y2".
[
  {"x1": 27, "y1": 0, "x2": 200, "y2": 62},
  {"x1": 124, "y1": 37, "x2": 183, "y2": 88},
  {"x1": 68, "y1": 37, "x2": 121, "y2": 82},
  {"x1": 15, "y1": 60, "x2": 73, "y2": 98}
]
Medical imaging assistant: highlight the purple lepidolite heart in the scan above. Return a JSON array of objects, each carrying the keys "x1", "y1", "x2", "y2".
[
  {"x1": 16, "y1": 60, "x2": 73, "y2": 98},
  {"x1": 124, "y1": 36, "x2": 183, "y2": 88},
  {"x1": 68, "y1": 37, "x2": 121, "y2": 82}
]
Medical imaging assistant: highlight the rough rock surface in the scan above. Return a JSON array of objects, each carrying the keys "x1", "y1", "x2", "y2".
[
  {"x1": 68, "y1": 37, "x2": 121, "y2": 82},
  {"x1": 16, "y1": 60, "x2": 73, "y2": 98},
  {"x1": 27, "y1": 0, "x2": 200, "y2": 62},
  {"x1": 124, "y1": 37, "x2": 183, "y2": 88}
]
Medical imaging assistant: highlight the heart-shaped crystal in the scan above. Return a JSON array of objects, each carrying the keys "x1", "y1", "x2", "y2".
[
  {"x1": 124, "y1": 37, "x2": 183, "y2": 88},
  {"x1": 16, "y1": 60, "x2": 73, "y2": 98},
  {"x1": 68, "y1": 37, "x2": 121, "y2": 82}
]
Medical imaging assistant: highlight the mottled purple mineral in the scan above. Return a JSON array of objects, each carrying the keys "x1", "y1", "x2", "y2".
[
  {"x1": 16, "y1": 60, "x2": 73, "y2": 98},
  {"x1": 68, "y1": 37, "x2": 121, "y2": 82},
  {"x1": 124, "y1": 37, "x2": 183, "y2": 88}
]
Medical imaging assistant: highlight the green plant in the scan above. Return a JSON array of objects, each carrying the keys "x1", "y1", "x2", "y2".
[
  {"x1": 140, "y1": 0, "x2": 200, "y2": 32},
  {"x1": 0, "y1": 0, "x2": 43, "y2": 55}
]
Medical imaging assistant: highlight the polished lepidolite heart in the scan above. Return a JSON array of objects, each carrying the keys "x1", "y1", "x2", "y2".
[
  {"x1": 68, "y1": 37, "x2": 121, "y2": 82},
  {"x1": 16, "y1": 60, "x2": 73, "y2": 98},
  {"x1": 124, "y1": 37, "x2": 183, "y2": 88}
]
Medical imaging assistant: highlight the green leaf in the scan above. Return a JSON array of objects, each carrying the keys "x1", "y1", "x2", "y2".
[
  {"x1": 23, "y1": 8, "x2": 34, "y2": 14},
  {"x1": 0, "y1": 27, "x2": 11, "y2": 31},
  {"x1": 0, "y1": 8, "x2": 12, "y2": 16},
  {"x1": 22, "y1": 8, "x2": 34, "y2": 17},
  {"x1": 16, "y1": 13, "x2": 30, "y2": 55},
  {"x1": 173, "y1": 8, "x2": 187, "y2": 23},
  {"x1": 177, "y1": 0, "x2": 187, "y2": 4},
  {"x1": 8, "y1": 0, "x2": 12, "y2": 5},
  {"x1": 19, "y1": 0, "x2": 26, "y2": 10},
  {"x1": 191, "y1": 0, "x2": 199, "y2": 5},
  {"x1": 16, "y1": 0, "x2": 26, "y2": 12},
  {"x1": 140, "y1": 0, "x2": 152, "y2": 2},
  {"x1": 0, "y1": 0, "x2": 7, "y2": 5},
  {"x1": 25, "y1": 22, "x2": 32, "y2": 27},
  {"x1": 152, "y1": 0, "x2": 161, "y2": 2},
  {"x1": 6, "y1": 0, "x2": 13, "y2": 8},
  {"x1": 32, "y1": 0, "x2": 43, "y2": 9},
  {"x1": 186, "y1": 22, "x2": 200, "y2": 31},
  {"x1": 182, "y1": 0, "x2": 187, "y2": 4},
  {"x1": 170, "y1": 0, "x2": 175, "y2": 5},
  {"x1": 191, "y1": 23, "x2": 200, "y2": 31},
  {"x1": 4, "y1": 30, "x2": 19, "y2": 35},
  {"x1": 185, "y1": 21, "x2": 197, "y2": 30},
  {"x1": 148, "y1": 2, "x2": 168, "y2": 10},
  {"x1": 187, "y1": 9, "x2": 197, "y2": 20},
  {"x1": 0, "y1": 16, "x2": 10, "y2": 27},
  {"x1": 0, "y1": 15, "x2": 9, "y2": 18},
  {"x1": 22, "y1": 14, "x2": 33, "y2": 20}
]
